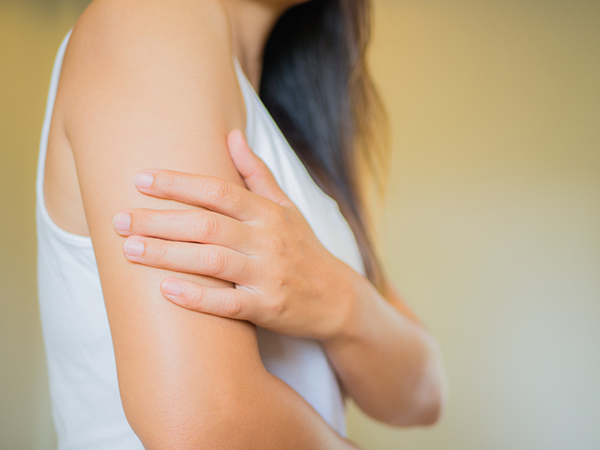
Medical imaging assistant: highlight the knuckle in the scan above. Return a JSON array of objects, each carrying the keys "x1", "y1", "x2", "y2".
[
  {"x1": 267, "y1": 204, "x2": 288, "y2": 227},
  {"x1": 267, "y1": 295, "x2": 286, "y2": 319},
  {"x1": 187, "y1": 287, "x2": 206, "y2": 311},
  {"x1": 205, "y1": 179, "x2": 231, "y2": 204},
  {"x1": 137, "y1": 211, "x2": 156, "y2": 235},
  {"x1": 273, "y1": 268, "x2": 287, "y2": 288},
  {"x1": 201, "y1": 248, "x2": 227, "y2": 275},
  {"x1": 207, "y1": 179, "x2": 242, "y2": 211},
  {"x1": 157, "y1": 172, "x2": 180, "y2": 196},
  {"x1": 192, "y1": 213, "x2": 218, "y2": 241},
  {"x1": 222, "y1": 295, "x2": 243, "y2": 318},
  {"x1": 151, "y1": 241, "x2": 169, "y2": 263}
]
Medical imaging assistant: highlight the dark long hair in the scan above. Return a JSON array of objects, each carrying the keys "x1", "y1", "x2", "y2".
[{"x1": 261, "y1": 0, "x2": 390, "y2": 293}]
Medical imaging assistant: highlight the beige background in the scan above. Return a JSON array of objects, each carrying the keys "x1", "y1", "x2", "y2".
[{"x1": 1, "y1": 0, "x2": 599, "y2": 448}]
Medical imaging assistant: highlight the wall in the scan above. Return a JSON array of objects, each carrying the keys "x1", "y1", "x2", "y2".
[
  {"x1": 1, "y1": 2, "x2": 83, "y2": 448},
  {"x1": 1, "y1": 0, "x2": 599, "y2": 448},
  {"x1": 347, "y1": 1, "x2": 600, "y2": 449}
]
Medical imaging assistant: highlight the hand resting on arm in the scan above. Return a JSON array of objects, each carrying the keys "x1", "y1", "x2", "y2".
[
  {"x1": 60, "y1": 0, "x2": 360, "y2": 448},
  {"x1": 111, "y1": 128, "x2": 448, "y2": 427}
]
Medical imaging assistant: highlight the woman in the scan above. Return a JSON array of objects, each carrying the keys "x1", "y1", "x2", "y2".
[{"x1": 37, "y1": 0, "x2": 447, "y2": 447}]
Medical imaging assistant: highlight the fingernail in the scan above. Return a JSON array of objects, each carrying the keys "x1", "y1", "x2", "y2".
[
  {"x1": 134, "y1": 172, "x2": 154, "y2": 189},
  {"x1": 112, "y1": 212, "x2": 131, "y2": 232},
  {"x1": 124, "y1": 238, "x2": 144, "y2": 256},
  {"x1": 162, "y1": 280, "x2": 182, "y2": 296}
]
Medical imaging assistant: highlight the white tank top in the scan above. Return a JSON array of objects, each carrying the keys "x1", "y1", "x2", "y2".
[{"x1": 37, "y1": 27, "x2": 365, "y2": 449}]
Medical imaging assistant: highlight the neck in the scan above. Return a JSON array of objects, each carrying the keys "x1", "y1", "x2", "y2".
[{"x1": 222, "y1": 0, "x2": 285, "y2": 91}]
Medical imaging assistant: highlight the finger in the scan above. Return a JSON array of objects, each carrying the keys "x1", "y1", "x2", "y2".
[
  {"x1": 133, "y1": 169, "x2": 270, "y2": 221},
  {"x1": 227, "y1": 128, "x2": 291, "y2": 206},
  {"x1": 113, "y1": 208, "x2": 251, "y2": 253},
  {"x1": 160, "y1": 277, "x2": 258, "y2": 321},
  {"x1": 122, "y1": 236, "x2": 254, "y2": 284}
]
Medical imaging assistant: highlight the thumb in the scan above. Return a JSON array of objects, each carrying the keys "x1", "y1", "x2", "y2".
[{"x1": 227, "y1": 128, "x2": 289, "y2": 205}]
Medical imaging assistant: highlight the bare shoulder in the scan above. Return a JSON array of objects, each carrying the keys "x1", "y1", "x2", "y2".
[
  {"x1": 45, "y1": 0, "x2": 246, "y2": 237},
  {"x1": 58, "y1": 0, "x2": 248, "y2": 262},
  {"x1": 67, "y1": 0, "x2": 231, "y2": 64},
  {"x1": 70, "y1": 0, "x2": 231, "y2": 55},
  {"x1": 62, "y1": 0, "x2": 244, "y2": 129}
]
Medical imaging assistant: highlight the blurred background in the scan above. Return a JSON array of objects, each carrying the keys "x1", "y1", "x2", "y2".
[{"x1": 1, "y1": 0, "x2": 599, "y2": 448}]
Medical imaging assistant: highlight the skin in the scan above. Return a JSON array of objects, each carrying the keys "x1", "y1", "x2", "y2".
[
  {"x1": 115, "y1": 129, "x2": 448, "y2": 426},
  {"x1": 42, "y1": 0, "x2": 446, "y2": 446}
]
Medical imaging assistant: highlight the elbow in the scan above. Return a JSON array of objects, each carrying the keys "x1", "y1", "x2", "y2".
[
  {"x1": 413, "y1": 371, "x2": 448, "y2": 426},
  {"x1": 405, "y1": 336, "x2": 448, "y2": 427},
  {"x1": 385, "y1": 336, "x2": 448, "y2": 428},
  {"x1": 384, "y1": 369, "x2": 447, "y2": 428}
]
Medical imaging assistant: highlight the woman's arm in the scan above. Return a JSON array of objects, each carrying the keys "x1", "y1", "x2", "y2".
[
  {"x1": 322, "y1": 277, "x2": 448, "y2": 426},
  {"x1": 110, "y1": 129, "x2": 448, "y2": 427},
  {"x1": 61, "y1": 1, "x2": 359, "y2": 448}
]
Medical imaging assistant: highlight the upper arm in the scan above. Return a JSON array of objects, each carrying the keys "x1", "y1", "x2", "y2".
[{"x1": 62, "y1": 0, "x2": 264, "y2": 444}]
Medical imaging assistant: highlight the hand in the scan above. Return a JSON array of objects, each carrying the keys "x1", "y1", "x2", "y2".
[{"x1": 112, "y1": 129, "x2": 361, "y2": 341}]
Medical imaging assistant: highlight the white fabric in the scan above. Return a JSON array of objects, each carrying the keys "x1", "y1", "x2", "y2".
[{"x1": 37, "y1": 27, "x2": 365, "y2": 449}]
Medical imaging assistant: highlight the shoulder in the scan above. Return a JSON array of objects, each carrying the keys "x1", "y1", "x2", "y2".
[
  {"x1": 59, "y1": 0, "x2": 248, "y2": 236},
  {"x1": 67, "y1": 0, "x2": 231, "y2": 65},
  {"x1": 61, "y1": 0, "x2": 243, "y2": 131},
  {"x1": 72, "y1": 0, "x2": 230, "y2": 50},
  {"x1": 43, "y1": 0, "x2": 239, "y2": 239}
]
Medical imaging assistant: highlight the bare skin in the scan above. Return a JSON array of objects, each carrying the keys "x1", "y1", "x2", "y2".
[
  {"x1": 113, "y1": 130, "x2": 446, "y2": 426},
  {"x1": 114, "y1": 129, "x2": 447, "y2": 426},
  {"x1": 43, "y1": 0, "x2": 446, "y2": 446}
]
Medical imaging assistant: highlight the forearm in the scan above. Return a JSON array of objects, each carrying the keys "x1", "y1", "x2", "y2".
[{"x1": 322, "y1": 274, "x2": 447, "y2": 426}]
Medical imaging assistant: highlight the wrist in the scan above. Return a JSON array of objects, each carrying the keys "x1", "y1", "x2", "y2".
[{"x1": 319, "y1": 263, "x2": 371, "y2": 346}]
